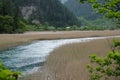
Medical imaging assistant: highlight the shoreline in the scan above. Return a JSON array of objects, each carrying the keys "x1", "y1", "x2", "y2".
[
  {"x1": 0, "y1": 30, "x2": 120, "y2": 51},
  {"x1": 1, "y1": 30, "x2": 120, "y2": 80},
  {"x1": 23, "y1": 37, "x2": 120, "y2": 80}
]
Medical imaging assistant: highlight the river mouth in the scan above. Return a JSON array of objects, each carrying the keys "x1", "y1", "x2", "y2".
[{"x1": 0, "y1": 36, "x2": 120, "y2": 75}]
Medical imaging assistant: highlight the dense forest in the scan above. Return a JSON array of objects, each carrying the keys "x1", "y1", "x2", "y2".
[
  {"x1": 64, "y1": 0, "x2": 101, "y2": 20},
  {"x1": 0, "y1": 0, "x2": 119, "y2": 33},
  {"x1": 64, "y1": 0, "x2": 120, "y2": 29},
  {"x1": 0, "y1": 0, "x2": 25, "y2": 33},
  {"x1": 25, "y1": 0, "x2": 80, "y2": 27},
  {"x1": 0, "y1": 0, "x2": 80, "y2": 33}
]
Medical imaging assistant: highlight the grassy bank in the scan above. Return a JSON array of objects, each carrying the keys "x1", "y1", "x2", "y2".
[
  {"x1": 0, "y1": 30, "x2": 120, "y2": 51},
  {"x1": 23, "y1": 37, "x2": 120, "y2": 80}
]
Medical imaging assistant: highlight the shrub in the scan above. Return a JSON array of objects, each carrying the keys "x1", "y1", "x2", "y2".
[
  {"x1": 14, "y1": 20, "x2": 26, "y2": 33},
  {"x1": 87, "y1": 39, "x2": 120, "y2": 80},
  {"x1": 0, "y1": 16, "x2": 14, "y2": 33},
  {"x1": 0, "y1": 62, "x2": 21, "y2": 80}
]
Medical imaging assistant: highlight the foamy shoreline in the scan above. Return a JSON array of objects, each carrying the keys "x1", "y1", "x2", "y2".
[{"x1": 0, "y1": 30, "x2": 120, "y2": 51}]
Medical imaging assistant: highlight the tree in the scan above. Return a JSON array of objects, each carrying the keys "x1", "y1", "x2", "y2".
[
  {"x1": 0, "y1": 0, "x2": 2, "y2": 15},
  {"x1": 1, "y1": 0, "x2": 14, "y2": 16},
  {"x1": 0, "y1": 0, "x2": 26, "y2": 33},
  {"x1": 0, "y1": 62, "x2": 21, "y2": 80},
  {"x1": 78, "y1": 0, "x2": 120, "y2": 26},
  {"x1": 87, "y1": 39, "x2": 120, "y2": 80},
  {"x1": 13, "y1": 6, "x2": 21, "y2": 31},
  {"x1": 0, "y1": 16, "x2": 14, "y2": 33}
]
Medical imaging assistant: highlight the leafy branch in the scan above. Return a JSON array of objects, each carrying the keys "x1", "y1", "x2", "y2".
[
  {"x1": 0, "y1": 62, "x2": 21, "y2": 80},
  {"x1": 87, "y1": 39, "x2": 120, "y2": 80}
]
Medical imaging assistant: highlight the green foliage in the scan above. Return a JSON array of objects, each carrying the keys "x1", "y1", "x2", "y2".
[
  {"x1": 14, "y1": 19, "x2": 26, "y2": 33},
  {"x1": 87, "y1": 39, "x2": 120, "y2": 80},
  {"x1": 43, "y1": 22, "x2": 49, "y2": 31},
  {"x1": 0, "y1": 15, "x2": 14, "y2": 33},
  {"x1": 0, "y1": 0, "x2": 81, "y2": 32},
  {"x1": 47, "y1": 26, "x2": 56, "y2": 31},
  {"x1": 78, "y1": 16, "x2": 119, "y2": 30},
  {"x1": 80, "y1": 26, "x2": 105, "y2": 30},
  {"x1": 65, "y1": 0, "x2": 101, "y2": 20},
  {"x1": 0, "y1": 0, "x2": 14, "y2": 16},
  {"x1": 78, "y1": 0, "x2": 120, "y2": 27},
  {"x1": 0, "y1": 62, "x2": 21, "y2": 80},
  {"x1": 0, "y1": 0, "x2": 2, "y2": 15},
  {"x1": 0, "y1": 0, "x2": 26, "y2": 33},
  {"x1": 113, "y1": 39, "x2": 120, "y2": 48},
  {"x1": 0, "y1": 15, "x2": 26, "y2": 33},
  {"x1": 14, "y1": 0, "x2": 81, "y2": 27}
]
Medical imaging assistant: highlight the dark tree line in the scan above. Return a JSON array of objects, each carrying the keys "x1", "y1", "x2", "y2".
[{"x1": 0, "y1": 0, "x2": 25, "y2": 33}]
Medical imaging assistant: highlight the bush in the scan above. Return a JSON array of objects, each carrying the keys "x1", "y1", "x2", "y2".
[
  {"x1": 0, "y1": 62, "x2": 21, "y2": 80},
  {"x1": 14, "y1": 20, "x2": 26, "y2": 33},
  {"x1": 87, "y1": 39, "x2": 120, "y2": 80},
  {"x1": 0, "y1": 15, "x2": 26, "y2": 33},
  {"x1": 0, "y1": 16, "x2": 14, "y2": 33}
]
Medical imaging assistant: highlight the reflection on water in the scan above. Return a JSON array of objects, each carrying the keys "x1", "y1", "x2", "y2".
[{"x1": 0, "y1": 36, "x2": 119, "y2": 74}]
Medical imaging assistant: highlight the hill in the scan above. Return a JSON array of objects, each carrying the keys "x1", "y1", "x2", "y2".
[
  {"x1": 64, "y1": 0, "x2": 101, "y2": 20},
  {"x1": 14, "y1": 0, "x2": 81, "y2": 27},
  {"x1": 0, "y1": 0, "x2": 81, "y2": 33}
]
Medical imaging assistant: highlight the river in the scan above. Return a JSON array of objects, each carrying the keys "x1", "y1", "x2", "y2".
[{"x1": 0, "y1": 36, "x2": 120, "y2": 75}]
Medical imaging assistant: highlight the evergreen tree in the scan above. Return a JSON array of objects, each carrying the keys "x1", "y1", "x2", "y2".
[
  {"x1": 1, "y1": 0, "x2": 14, "y2": 16},
  {"x1": 0, "y1": 0, "x2": 25, "y2": 33}
]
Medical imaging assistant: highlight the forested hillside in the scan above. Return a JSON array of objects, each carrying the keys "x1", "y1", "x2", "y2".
[
  {"x1": 14, "y1": 0, "x2": 80, "y2": 27},
  {"x1": 64, "y1": 0, "x2": 101, "y2": 20},
  {"x1": 0, "y1": 0, "x2": 80, "y2": 33},
  {"x1": 0, "y1": 0, "x2": 25, "y2": 33},
  {"x1": 64, "y1": 0, "x2": 120, "y2": 29}
]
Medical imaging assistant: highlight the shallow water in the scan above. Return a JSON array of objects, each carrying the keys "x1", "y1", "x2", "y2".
[{"x1": 0, "y1": 36, "x2": 119, "y2": 74}]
